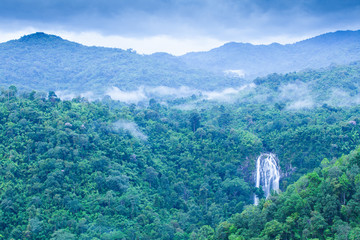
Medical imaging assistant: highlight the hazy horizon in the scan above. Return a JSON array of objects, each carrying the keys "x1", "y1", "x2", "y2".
[
  {"x1": 1, "y1": 0, "x2": 360, "y2": 55},
  {"x1": 1, "y1": 28, "x2": 359, "y2": 56}
]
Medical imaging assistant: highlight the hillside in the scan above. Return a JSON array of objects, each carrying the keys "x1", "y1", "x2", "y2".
[
  {"x1": 0, "y1": 86, "x2": 360, "y2": 239},
  {"x1": 1, "y1": 30, "x2": 360, "y2": 96},
  {"x1": 0, "y1": 32, "x2": 240, "y2": 94},
  {"x1": 213, "y1": 147, "x2": 360, "y2": 240},
  {"x1": 181, "y1": 30, "x2": 360, "y2": 79},
  {"x1": 250, "y1": 61, "x2": 360, "y2": 108}
]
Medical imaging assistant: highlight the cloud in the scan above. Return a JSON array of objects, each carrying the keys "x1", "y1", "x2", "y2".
[
  {"x1": 106, "y1": 84, "x2": 255, "y2": 104},
  {"x1": 0, "y1": 0, "x2": 359, "y2": 47},
  {"x1": 0, "y1": 29, "x2": 224, "y2": 55},
  {"x1": 224, "y1": 70, "x2": 246, "y2": 78},
  {"x1": 112, "y1": 120, "x2": 147, "y2": 141},
  {"x1": 326, "y1": 88, "x2": 360, "y2": 106},
  {"x1": 58, "y1": 32, "x2": 223, "y2": 55},
  {"x1": 146, "y1": 86, "x2": 198, "y2": 97},
  {"x1": 106, "y1": 87, "x2": 147, "y2": 103},
  {"x1": 172, "y1": 103, "x2": 198, "y2": 111},
  {"x1": 56, "y1": 90, "x2": 99, "y2": 101},
  {"x1": 279, "y1": 82, "x2": 315, "y2": 109},
  {"x1": 106, "y1": 86, "x2": 196, "y2": 103},
  {"x1": 203, "y1": 84, "x2": 255, "y2": 102},
  {"x1": 287, "y1": 99, "x2": 314, "y2": 110}
]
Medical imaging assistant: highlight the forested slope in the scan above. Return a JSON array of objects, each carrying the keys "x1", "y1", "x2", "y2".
[
  {"x1": 0, "y1": 87, "x2": 263, "y2": 239},
  {"x1": 252, "y1": 61, "x2": 360, "y2": 106},
  {"x1": 181, "y1": 30, "x2": 360, "y2": 78},
  {"x1": 213, "y1": 147, "x2": 360, "y2": 240},
  {"x1": 1, "y1": 30, "x2": 360, "y2": 95},
  {"x1": 0, "y1": 33, "x2": 239, "y2": 93},
  {"x1": 0, "y1": 86, "x2": 360, "y2": 239}
]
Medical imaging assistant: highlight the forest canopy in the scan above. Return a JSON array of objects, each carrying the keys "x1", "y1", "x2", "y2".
[{"x1": 0, "y1": 85, "x2": 359, "y2": 239}]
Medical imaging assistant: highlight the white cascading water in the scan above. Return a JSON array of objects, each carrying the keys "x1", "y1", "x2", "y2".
[{"x1": 254, "y1": 153, "x2": 280, "y2": 205}]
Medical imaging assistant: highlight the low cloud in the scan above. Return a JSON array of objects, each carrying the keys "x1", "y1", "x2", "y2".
[
  {"x1": 106, "y1": 87, "x2": 147, "y2": 103},
  {"x1": 146, "y1": 86, "x2": 198, "y2": 98},
  {"x1": 287, "y1": 99, "x2": 314, "y2": 110},
  {"x1": 173, "y1": 103, "x2": 198, "y2": 111},
  {"x1": 326, "y1": 88, "x2": 360, "y2": 106},
  {"x1": 1, "y1": 0, "x2": 360, "y2": 42},
  {"x1": 279, "y1": 82, "x2": 310, "y2": 101},
  {"x1": 224, "y1": 69, "x2": 246, "y2": 78},
  {"x1": 112, "y1": 120, "x2": 147, "y2": 141},
  {"x1": 106, "y1": 86, "x2": 193, "y2": 103},
  {"x1": 202, "y1": 84, "x2": 255, "y2": 102},
  {"x1": 50, "y1": 31, "x2": 225, "y2": 56},
  {"x1": 56, "y1": 90, "x2": 99, "y2": 101},
  {"x1": 106, "y1": 84, "x2": 255, "y2": 104},
  {"x1": 279, "y1": 82, "x2": 314, "y2": 109}
]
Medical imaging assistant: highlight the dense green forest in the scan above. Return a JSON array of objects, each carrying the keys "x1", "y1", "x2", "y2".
[
  {"x1": 179, "y1": 30, "x2": 360, "y2": 78},
  {"x1": 1, "y1": 30, "x2": 360, "y2": 94},
  {"x1": 0, "y1": 85, "x2": 359, "y2": 239},
  {"x1": 213, "y1": 147, "x2": 360, "y2": 240},
  {"x1": 0, "y1": 32, "x2": 239, "y2": 93}
]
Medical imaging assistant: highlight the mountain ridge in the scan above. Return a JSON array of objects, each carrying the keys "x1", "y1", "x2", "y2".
[
  {"x1": 6, "y1": 29, "x2": 359, "y2": 54},
  {"x1": 1, "y1": 29, "x2": 360, "y2": 94},
  {"x1": 180, "y1": 30, "x2": 360, "y2": 78}
]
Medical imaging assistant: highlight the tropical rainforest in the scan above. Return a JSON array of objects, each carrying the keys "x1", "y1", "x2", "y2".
[
  {"x1": 0, "y1": 31, "x2": 360, "y2": 240},
  {"x1": 0, "y1": 79, "x2": 360, "y2": 239},
  {"x1": 1, "y1": 30, "x2": 360, "y2": 94}
]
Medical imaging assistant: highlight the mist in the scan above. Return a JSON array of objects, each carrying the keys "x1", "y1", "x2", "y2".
[
  {"x1": 57, "y1": 82, "x2": 359, "y2": 111},
  {"x1": 106, "y1": 87, "x2": 147, "y2": 104},
  {"x1": 112, "y1": 120, "x2": 148, "y2": 141},
  {"x1": 2, "y1": 0, "x2": 360, "y2": 51},
  {"x1": 279, "y1": 82, "x2": 314, "y2": 110},
  {"x1": 106, "y1": 84, "x2": 255, "y2": 104},
  {"x1": 326, "y1": 88, "x2": 360, "y2": 106},
  {"x1": 56, "y1": 90, "x2": 100, "y2": 101},
  {"x1": 203, "y1": 84, "x2": 255, "y2": 102}
]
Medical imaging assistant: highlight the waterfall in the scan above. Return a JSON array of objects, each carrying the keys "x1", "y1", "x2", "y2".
[{"x1": 254, "y1": 153, "x2": 280, "y2": 205}]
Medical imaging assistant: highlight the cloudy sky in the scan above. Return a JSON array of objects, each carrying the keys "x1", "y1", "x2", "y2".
[{"x1": 0, "y1": 0, "x2": 359, "y2": 55}]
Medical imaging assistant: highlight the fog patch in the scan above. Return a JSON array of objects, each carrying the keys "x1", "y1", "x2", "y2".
[
  {"x1": 106, "y1": 84, "x2": 255, "y2": 104},
  {"x1": 224, "y1": 69, "x2": 246, "y2": 78},
  {"x1": 146, "y1": 86, "x2": 197, "y2": 98},
  {"x1": 57, "y1": 83, "x2": 256, "y2": 105},
  {"x1": 326, "y1": 88, "x2": 360, "y2": 106},
  {"x1": 107, "y1": 87, "x2": 147, "y2": 103},
  {"x1": 81, "y1": 91, "x2": 98, "y2": 101},
  {"x1": 279, "y1": 82, "x2": 314, "y2": 109},
  {"x1": 287, "y1": 99, "x2": 314, "y2": 110},
  {"x1": 279, "y1": 82, "x2": 310, "y2": 101},
  {"x1": 202, "y1": 84, "x2": 255, "y2": 102},
  {"x1": 56, "y1": 90, "x2": 100, "y2": 101},
  {"x1": 173, "y1": 103, "x2": 198, "y2": 110},
  {"x1": 113, "y1": 120, "x2": 148, "y2": 141},
  {"x1": 56, "y1": 91, "x2": 76, "y2": 100}
]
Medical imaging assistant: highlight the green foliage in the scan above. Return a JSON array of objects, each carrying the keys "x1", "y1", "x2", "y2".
[
  {"x1": 0, "y1": 87, "x2": 263, "y2": 239},
  {"x1": 0, "y1": 33, "x2": 239, "y2": 93},
  {"x1": 1, "y1": 85, "x2": 360, "y2": 239},
  {"x1": 217, "y1": 147, "x2": 360, "y2": 239}
]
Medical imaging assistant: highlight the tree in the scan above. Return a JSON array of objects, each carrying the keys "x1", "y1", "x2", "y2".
[
  {"x1": 8, "y1": 85, "x2": 17, "y2": 97},
  {"x1": 50, "y1": 229, "x2": 76, "y2": 240},
  {"x1": 261, "y1": 220, "x2": 284, "y2": 239},
  {"x1": 189, "y1": 111, "x2": 201, "y2": 132}
]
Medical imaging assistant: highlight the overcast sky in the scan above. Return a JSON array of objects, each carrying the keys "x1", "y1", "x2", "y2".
[{"x1": 0, "y1": 0, "x2": 359, "y2": 55}]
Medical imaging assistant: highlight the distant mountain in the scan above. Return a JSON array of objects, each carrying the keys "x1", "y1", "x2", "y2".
[
  {"x1": 0, "y1": 30, "x2": 360, "y2": 95},
  {"x1": 0, "y1": 32, "x2": 240, "y2": 94},
  {"x1": 181, "y1": 30, "x2": 360, "y2": 79}
]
